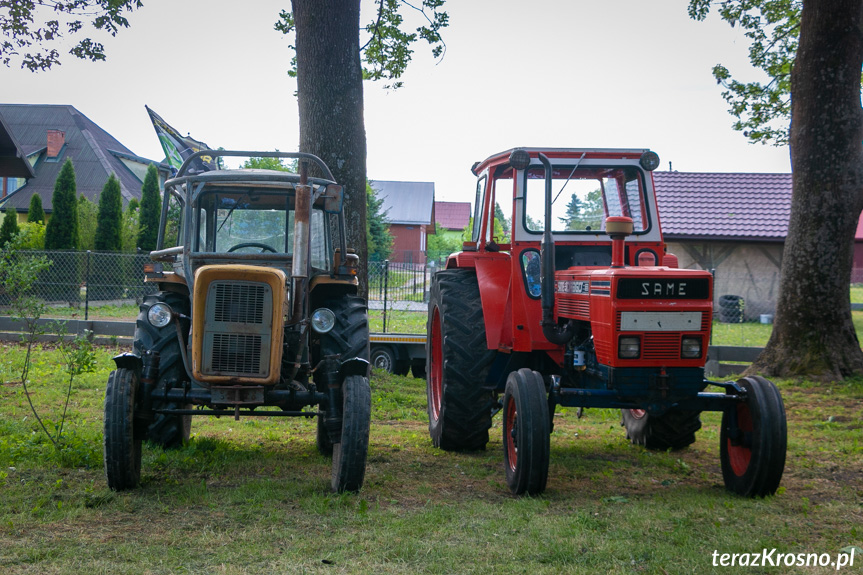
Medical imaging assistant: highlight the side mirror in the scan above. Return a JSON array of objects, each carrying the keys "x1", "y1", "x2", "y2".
[{"x1": 323, "y1": 184, "x2": 344, "y2": 213}]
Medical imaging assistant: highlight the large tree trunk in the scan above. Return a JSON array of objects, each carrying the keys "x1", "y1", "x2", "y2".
[
  {"x1": 749, "y1": 0, "x2": 863, "y2": 380},
  {"x1": 292, "y1": 0, "x2": 368, "y2": 295}
]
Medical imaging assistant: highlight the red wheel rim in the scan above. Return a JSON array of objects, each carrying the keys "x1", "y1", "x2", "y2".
[
  {"x1": 505, "y1": 398, "x2": 517, "y2": 472},
  {"x1": 629, "y1": 409, "x2": 647, "y2": 420},
  {"x1": 429, "y1": 307, "x2": 443, "y2": 421},
  {"x1": 727, "y1": 403, "x2": 753, "y2": 476}
]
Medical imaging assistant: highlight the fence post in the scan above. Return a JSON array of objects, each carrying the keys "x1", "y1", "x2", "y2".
[
  {"x1": 383, "y1": 260, "x2": 389, "y2": 334},
  {"x1": 84, "y1": 250, "x2": 91, "y2": 321},
  {"x1": 423, "y1": 263, "x2": 427, "y2": 302}
]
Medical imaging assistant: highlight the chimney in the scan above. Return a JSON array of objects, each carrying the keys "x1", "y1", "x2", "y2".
[{"x1": 47, "y1": 130, "x2": 65, "y2": 158}]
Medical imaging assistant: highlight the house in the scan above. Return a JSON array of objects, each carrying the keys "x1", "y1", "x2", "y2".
[
  {"x1": 371, "y1": 180, "x2": 435, "y2": 264},
  {"x1": 0, "y1": 111, "x2": 35, "y2": 191},
  {"x1": 434, "y1": 201, "x2": 470, "y2": 237},
  {"x1": 653, "y1": 171, "x2": 798, "y2": 321},
  {"x1": 0, "y1": 104, "x2": 169, "y2": 221}
]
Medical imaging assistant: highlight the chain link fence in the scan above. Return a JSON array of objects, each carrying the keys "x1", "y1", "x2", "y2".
[{"x1": 5, "y1": 250, "x2": 157, "y2": 318}]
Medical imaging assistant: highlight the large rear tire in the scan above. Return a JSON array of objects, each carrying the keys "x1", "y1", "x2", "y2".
[
  {"x1": 427, "y1": 269, "x2": 495, "y2": 451},
  {"x1": 720, "y1": 376, "x2": 787, "y2": 497},
  {"x1": 503, "y1": 369, "x2": 550, "y2": 496},
  {"x1": 104, "y1": 368, "x2": 142, "y2": 491},
  {"x1": 622, "y1": 408, "x2": 702, "y2": 450},
  {"x1": 331, "y1": 375, "x2": 371, "y2": 493},
  {"x1": 133, "y1": 291, "x2": 192, "y2": 449}
]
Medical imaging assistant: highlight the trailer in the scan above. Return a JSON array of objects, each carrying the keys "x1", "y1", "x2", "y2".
[{"x1": 370, "y1": 332, "x2": 427, "y2": 378}]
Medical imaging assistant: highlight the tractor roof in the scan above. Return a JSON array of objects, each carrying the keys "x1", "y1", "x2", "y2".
[{"x1": 473, "y1": 147, "x2": 652, "y2": 175}]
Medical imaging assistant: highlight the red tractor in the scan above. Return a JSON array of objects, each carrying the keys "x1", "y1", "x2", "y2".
[{"x1": 426, "y1": 148, "x2": 786, "y2": 497}]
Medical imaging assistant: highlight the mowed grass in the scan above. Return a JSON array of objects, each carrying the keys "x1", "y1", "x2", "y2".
[{"x1": 0, "y1": 343, "x2": 861, "y2": 574}]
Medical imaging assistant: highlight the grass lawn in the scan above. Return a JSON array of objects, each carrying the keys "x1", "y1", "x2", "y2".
[{"x1": 0, "y1": 343, "x2": 860, "y2": 574}]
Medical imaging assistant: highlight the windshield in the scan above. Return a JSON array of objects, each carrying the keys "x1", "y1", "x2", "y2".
[
  {"x1": 195, "y1": 188, "x2": 331, "y2": 268},
  {"x1": 523, "y1": 165, "x2": 648, "y2": 234}
]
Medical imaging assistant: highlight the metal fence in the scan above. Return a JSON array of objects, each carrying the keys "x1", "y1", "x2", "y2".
[{"x1": 7, "y1": 250, "x2": 158, "y2": 319}]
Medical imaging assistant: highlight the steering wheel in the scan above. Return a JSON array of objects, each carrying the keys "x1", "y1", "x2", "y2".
[{"x1": 227, "y1": 242, "x2": 277, "y2": 253}]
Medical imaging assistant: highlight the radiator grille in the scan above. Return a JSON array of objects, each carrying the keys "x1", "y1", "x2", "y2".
[
  {"x1": 213, "y1": 283, "x2": 266, "y2": 324},
  {"x1": 211, "y1": 333, "x2": 264, "y2": 374},
  {"x1": 642, "y1": 333, "x2": 682, "y2": 360}
]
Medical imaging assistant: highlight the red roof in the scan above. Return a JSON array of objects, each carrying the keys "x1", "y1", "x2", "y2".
[
  {"x1": 653, "y1": 172, "x2": 793, "y2": 240},
  {"x1": 434, "y1": 201, "x2": 471, "y2": 230}
]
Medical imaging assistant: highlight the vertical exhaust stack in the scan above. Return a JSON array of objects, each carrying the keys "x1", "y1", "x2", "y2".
[
  {"x1": 537, "y1": 153, "x2": 574, "y2": 345},
  {"x1": 291, "y1": 162, "x2": 312, "y2": 324}
]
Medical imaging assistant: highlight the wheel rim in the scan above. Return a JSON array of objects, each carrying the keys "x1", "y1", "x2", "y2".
[
  {"x1": 629, "y1": 409, "x2": 647, "y2": 420},
  {"x1": 373, "y1": 352, "x2": 392, "y2": 371},
  {"x1": 505, "y1": 398, "x2": 518, "y2": 472},
  {"x1": 429, "y1": 307, "x2": 443, "y2": 421},
  {"x1": 727, "y1": 403, "x2": 753, "y2": 476}
]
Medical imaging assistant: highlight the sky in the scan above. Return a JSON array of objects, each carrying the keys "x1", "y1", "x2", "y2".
[{"x1": 3, "y1": 0, "x2": 793, "y2": 205}]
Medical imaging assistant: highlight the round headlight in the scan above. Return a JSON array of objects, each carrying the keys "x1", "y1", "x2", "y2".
[
  {"x1": 639, "y1": 151, "x2": 660, "y2": 171},
  {"x1": 508, "y1": 148, "x2": 531, "y2": 171},
  {"x1": 147, "y1": 303, "x2": 174, "y2": 328},
  {"x1": 311, "y1": 308, "x2": 336, "y2": 334}
]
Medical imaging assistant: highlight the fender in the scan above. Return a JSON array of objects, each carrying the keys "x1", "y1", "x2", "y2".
[
  {"x1": 112, "y1": 352, "x2": 142, "y2": 372},
  {"x1": 339, "y1": 357, "x2": 371, "y2": 380}
]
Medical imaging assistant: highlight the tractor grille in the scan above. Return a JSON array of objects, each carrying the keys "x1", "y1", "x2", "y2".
[
  {"x1": 211, "y1": 333, "x2": 264, "y2": 374},
  {"x1": 213, "y1": 283, "x2": 266, "y2": 324},
  {"x1": 202, "y1": 279, "x2": 274, "y2": 378},
  {"x1": 642, "y1": 333, "x2": 683, "y2": 360}
]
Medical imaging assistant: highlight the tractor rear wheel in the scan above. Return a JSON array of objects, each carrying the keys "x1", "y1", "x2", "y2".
[
  {"x1": 331, "y1": 374, "x2": 371, "y2": 493},
  {"x1": 134, "y1": 291, "x2": 192, "y2": 449},
  {"x1": 427, "y1": 269, "x2": 495, "y2": 451},
  {"x1": 503, "y1": 369, "x2": 550, "y2": 496},
  {"x1": 104, "y1": 368, "x2": 142, "y2": 491},
  {"x1": 622, "y1": 408, "x2": 702, "y2": 450},
  {"x1": 720, "y1": 376, "x2": 787, "y2": 497}
]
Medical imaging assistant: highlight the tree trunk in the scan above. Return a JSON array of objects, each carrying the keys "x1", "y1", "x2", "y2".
[
  {"x1": 292, "y1": 0, "x2": 368, "y2": 295},
  {"x1": 749, "y1": 0, "x2": 863, "y2": 380}
]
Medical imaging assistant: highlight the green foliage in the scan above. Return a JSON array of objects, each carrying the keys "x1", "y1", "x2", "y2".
[
  {"x1": 127, "y1": 197, "x2": 139, "y2": 212},
  {"x1": 276, "y1": 0, "x2": 449, "y2": 90},
  {"x1": 44, "y1": 159, "x2": 79, "y2": 250},
  {"x1": 494, "y1": 202, "x2": 510, "y2": 237},
  {"x1": 94, "y1": 174, "x2": 122, "y2": 252},
  {"x1": 560, "y1": 189, "x2": 603, "y2": 231},
  {"x1": 0, "y1": 0, "x2": 144, "y2": 72},
  {"x1": 121, "y1": 203, "x2": 140, "y2": 253},
  {"x1": 367, "y1": 181, "x2": 393, "y2": 261},
  {"x1": 0, "y1": 206, "x2": 19, "y2": 248},
  {"x1": 77, "y1": 194, "x2": 97, "y2": 252},
  {"x1": 688, "y1": 0, "x2": 801, "y2": 145},
  {"x1": 426, "y1": 223, "x2": 461, "y2": 261},
  {"x1": 241, "y1": 156, "x2": 298, "y2": 172},
  {"x1": 136, "y1": 163, "x2": 160, "y2": 252},
  {"x1": 15, "y1": 221, "x2": 45, "y2": 250},
  {"x1": 27, "y1": 193, "x2": 44, "y2": 223}
]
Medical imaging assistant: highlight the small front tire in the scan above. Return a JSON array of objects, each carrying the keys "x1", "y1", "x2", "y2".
[
  {"x1": 331, "y1": 375, "x2": 371, "y2": 493},
  {"x1": 503, "y1": 369, "x2": 550, "y2": 496},
  {"x1": 104, "y1": 368, "x2": 143, "y2": 491},
  {"x1": 720, "y1": 376, "x2": 787, "y2": 497}
]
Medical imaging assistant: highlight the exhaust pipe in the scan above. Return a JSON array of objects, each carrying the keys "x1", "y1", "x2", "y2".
[{"x1": 537, "y1": 153, "x2": 574, "y2": 346}]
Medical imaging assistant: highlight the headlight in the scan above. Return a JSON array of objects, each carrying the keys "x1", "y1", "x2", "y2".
[
  {"x1": 681, "y1": 336, "x2": 702, "y2": 359},
  {"x1": 147, "y1": 303, "x2": 173, "y2": 328},
  {"x1": 619, "y1": 336, "x2": 640, "y2": 359},
  {"x1": 311, "y1": 308, "x2": 336, "y2": 334},
  {"x1": 640, "y1": 150, "x2": 660, "y2": 171}
]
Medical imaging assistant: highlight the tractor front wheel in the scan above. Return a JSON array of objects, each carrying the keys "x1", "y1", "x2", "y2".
[
  {"x1": 720, "y1": 376, "x2": 787, "y2": 497},
  {"x1": 622, "y1": 408, "x2": 702, "y2": 450},
  {"x1": 104, "y1": 368, "x2": 142, "y2": 491},
  {"x1": 331, "y1": 375, "x2": 371, "y2": 493},
  {"x1": 503, "y1": 369, "x2": 550, "y2": 496}
]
